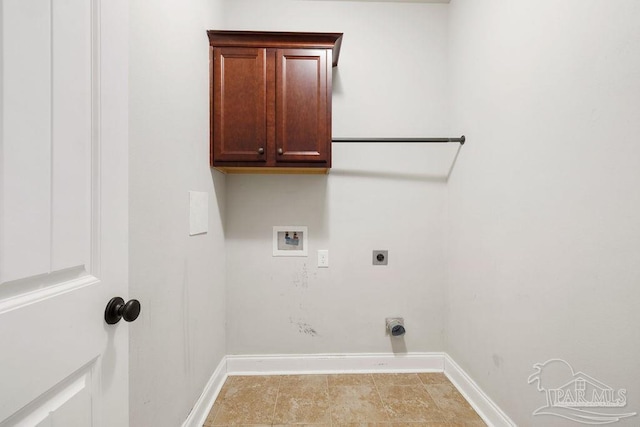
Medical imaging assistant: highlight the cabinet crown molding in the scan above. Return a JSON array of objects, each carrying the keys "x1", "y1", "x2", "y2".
[{"x1": 207, "y1": 30, "x2": 343, "y2": 67}]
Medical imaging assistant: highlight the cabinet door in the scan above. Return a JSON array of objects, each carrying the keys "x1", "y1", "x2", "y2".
[
  {"x1": 213, "y1": 47, "x2": 269, "y2": 163},
  {"x1": 276, "y1": 49, "x2": 330, "y2": 164}
]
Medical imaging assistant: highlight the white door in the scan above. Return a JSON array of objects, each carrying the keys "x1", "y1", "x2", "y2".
[{"x1": 0, "y1": 0, "x2": 129, "y2": 426}]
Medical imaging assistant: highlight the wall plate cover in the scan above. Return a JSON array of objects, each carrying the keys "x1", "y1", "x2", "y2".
[
  {"x1": 317, "y1": 250, "x2": 329, "y2": 268},
  {"x1": 189, "y1": 191, "x2": 208, "y2": 236},
  {"x1": 373, "y1": 250, "x2": 388, "y2": 265}
]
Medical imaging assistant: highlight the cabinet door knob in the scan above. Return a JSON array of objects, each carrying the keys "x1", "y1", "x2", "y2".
[
  {"x1": 277, "y1": 148, "x2": 283, "y2": 155},
  {"x1": 257, "y1": 147, "x2": 264, "y2": 155}
]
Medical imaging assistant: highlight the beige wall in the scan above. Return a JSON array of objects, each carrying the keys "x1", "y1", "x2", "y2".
[
  {"x1": 446, "y1": 1, "x2": 640, "y2": 425},
  {"x1": 129, "y1": 0, "x2": 227, "y2": 425},
  {"x1": 222, "y1": 0, "x2": 454, "y2": 355},
  {"x1": 128, "y1": 1, "x2": 640, "y2": 425}
]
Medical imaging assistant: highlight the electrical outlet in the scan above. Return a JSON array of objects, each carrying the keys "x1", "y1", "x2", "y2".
[
  {"x1": 318, "y1": 250, "x2": 329, "y2": 268},
  {"x1": 373, "y1": 250, "x2": 388, "y2": 265}
]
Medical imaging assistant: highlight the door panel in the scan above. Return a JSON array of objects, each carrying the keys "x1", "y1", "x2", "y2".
[
  {"x1": 1, "y1": 0, "x2": 53, "y2": 283},
  {"x1": 0, "y1": 0, "x2": 128, "y2": 426},
  {"x1": 51, "y1": 0, "x2": 92, "y2": 271},
  {"x1": 276, "y1": 49, "x2": 329, "y2": 164},
  {"x1": 0, "y1": 288, "x2": 99, "y2": 425},
  {"x1": 213, "y1": 47, "x2": 269, "y2": 163},
  {"x1": 1, "y1": 0, "x2": 91, "y2": 283},
  {"x1": 7, "y1": 362, "x2": 93, "y2": 427}
]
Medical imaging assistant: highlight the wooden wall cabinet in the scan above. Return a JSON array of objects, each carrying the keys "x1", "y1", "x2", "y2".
[{"x1": 208, "y1": 31, "x2": 343, "y2": 173}]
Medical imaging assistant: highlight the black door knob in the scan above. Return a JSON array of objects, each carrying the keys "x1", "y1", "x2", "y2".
[{"x1": 105, "y1": 297, "x2": 141, "y2": 325}]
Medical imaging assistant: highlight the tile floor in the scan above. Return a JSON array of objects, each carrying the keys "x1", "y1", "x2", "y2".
[{"x1": 203, "y1": 373, "x2": 486, "y2": 426}]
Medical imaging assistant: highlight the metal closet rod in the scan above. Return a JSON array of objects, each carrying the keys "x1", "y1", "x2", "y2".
[{"x1": 332, "y1": 135, "x2": 466, "y2": 145}]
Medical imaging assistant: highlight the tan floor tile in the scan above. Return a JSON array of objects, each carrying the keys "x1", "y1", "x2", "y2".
[
  {"x1": 215, "y1": 382, "x2": 234, "y2": 402},
  {"x1": 210, "y1": 373, "x2": 484, "y2": 427},
  {"x1": 372, "y1": 373, "x2": 423, "y2": 387},
  {"x1": 332, "y1": 424, "x2": 392, "y2": 427},
  {"x1": 273, "y1": 386, "x2": 331, "y2": 424},
  {"x1": 424, "y1": 383, "x2": 466, "y2": 402},
  {"x1": 417, "y1": 373, "x2": 450, "y2": 385},
  {"x1": 203, "y1": 403, "x2": 219, "y2": 426},
  {"x1": 333, "y1": 424, "x2": 449, "y2": 427},
  {"x1": 212, "y1": 425, "x2": 272, "y2": 427},
  {"x1": 279, "y1": 374, "x2": 328, "y2": 389},
  {"x1": 389, "y1": 423, "x2": 451, "y2": 427},
  {"x1": 216, "y1": 376, "x2": 280, "y2": 402},
  {"x1": 328, "y1": 374, "x2": 375, "y2": 387},
  {"x1": 329, "y1": 385, "x2": 390, "y2": 423},
  {"x1": 273, "y1": 424, "x2": 331, "y2": 427},
  {"x1": 272, "y1": 423, "x2": 331, "y2": 427},
  {"x1": 377, "y1": 385, "x2": 446, "y2": 423},
  {"x1": 447, "y1": 420, "x2": 487, "y2": 426},
  {"x1": 213, "y1": 385, "x2": 278, "y2": 425},
  {"x1": 425, "y1": 384, "x2": 485, "y2": 424},
  {"x1": 226, "y1": 375, "x2": 282, "y2": 388}
]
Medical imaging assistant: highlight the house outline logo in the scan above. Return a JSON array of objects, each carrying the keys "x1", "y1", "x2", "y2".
[{"x1": 528, "y1": 359, "x2": 636, "y2": 424}]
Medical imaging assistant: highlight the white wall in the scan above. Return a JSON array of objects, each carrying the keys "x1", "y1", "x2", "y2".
[
  {"x1": 223, "y1": 0, "x2": 457, "y2": 355},
  {"x1": 128, "y1": 0, "x2": 227, "y2": 425},
  {"x1": 127, "y1": 1, "x2": 640, "y2": 424},
  {"x1": 446, "y1": 1, "x2": 640, "y2": 425}
]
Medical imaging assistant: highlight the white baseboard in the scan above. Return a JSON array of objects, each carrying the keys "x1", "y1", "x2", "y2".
[
  {"x1": 181, "y1": 357, "x2": 228, "y2": 427},
  {"x1": 444, "y1": 354, "x2": 516, "y2": 427},
  {"x1": 226, "y1": 352, "x2": 445, "y2": 375},
  {"x1": 183, "y1": 352, "x2": 513, "y2": 427}
]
